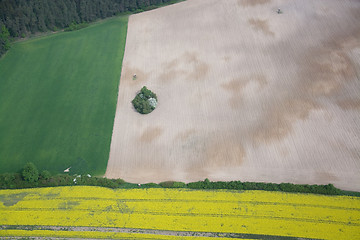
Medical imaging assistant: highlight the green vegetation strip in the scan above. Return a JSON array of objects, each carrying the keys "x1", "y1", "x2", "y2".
[
  {"x1": 1, "y1": 168, "x2": 359, "y2": 196},
  {"x1": 0, "y1": 16, "x2": 128, "y2": 175},
  {"x1": 0, "y1": 162, "x2": 358, "y2": 196},
  {"x1": 0, "y1": 225, "x2": 319, "y2": 240}
]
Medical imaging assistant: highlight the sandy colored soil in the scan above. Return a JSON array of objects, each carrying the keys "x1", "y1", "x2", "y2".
[{"x1": 106, "y1": 0, "x2": 360, "y2": 191}]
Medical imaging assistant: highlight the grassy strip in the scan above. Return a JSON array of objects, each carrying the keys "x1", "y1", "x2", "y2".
[{"x1": 0, "y1": 16, "x2": 128, "y2": 176}]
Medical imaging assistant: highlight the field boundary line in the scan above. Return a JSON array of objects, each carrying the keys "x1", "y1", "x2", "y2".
[{"x1": 0, "y1": 225, "x2": 321, "y2": 240}]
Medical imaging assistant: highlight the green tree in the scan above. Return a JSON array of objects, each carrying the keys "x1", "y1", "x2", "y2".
[
  {"x1": 22, "y1": 162, "x2": 39, "y2": 183},
  {"x1": 40, "y1": 170, "x2": 51, "y2": 180},
  {"x1": 0, "y1": 173, "x2": 16, "y2": 188},
  {"x1": 0, "y1": 24, "x2": 11, "y2": 57},
  {"x1": 132, "y1": 86, "x2": 157, "y2": 114}
]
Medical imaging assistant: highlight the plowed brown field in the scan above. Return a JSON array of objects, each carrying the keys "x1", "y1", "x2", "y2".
[{"x1": 106, "y1": 0, "x2": 360, "y2": 191}]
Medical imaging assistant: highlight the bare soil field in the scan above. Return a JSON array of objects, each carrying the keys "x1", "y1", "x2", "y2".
[{"x1": 106, "y1": 0, "x2": 360, "y2": 191}]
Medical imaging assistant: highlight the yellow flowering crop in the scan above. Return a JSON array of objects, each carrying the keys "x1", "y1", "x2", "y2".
[{"x1": 0, "y1": 186, "x2": 359, "y2": 240}]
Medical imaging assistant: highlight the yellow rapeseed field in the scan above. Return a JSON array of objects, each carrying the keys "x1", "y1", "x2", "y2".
[{"x1": 0, "y1": 186, "x2": 359, "y2": 239}]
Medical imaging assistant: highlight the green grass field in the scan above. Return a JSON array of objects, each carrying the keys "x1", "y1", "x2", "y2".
[{"x1": 0, "y1": 16, "x2": 128, "y2": 175}]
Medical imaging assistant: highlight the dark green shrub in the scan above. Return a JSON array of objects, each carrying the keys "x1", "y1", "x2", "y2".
[
  {"x1": 132, "y1": 86, "x2": 157, "y2": 114},
  {"x1": 187, "y1": 178, "x2": 215, "y2": 189},
  {"x1": 186, "y1": 179, "x2": 345, "y2": 196},
  {"x1": 75, "y1": 175, "x2": 94, "y2": 186},
  {"x1": 45, "y1": 174, "x2": 73, "y2": 187},
  {"x1": 114, "y1": 178, "x2": 126, "y2": 185},
  {"x1": 74, "y1": 176, "x2": 125, "y2": 188},
  {"x1": 172, "y1": 182, "x2": 186, "y2": 188},
  {"x1": 159, "y1": 181, "x2": 186, "y2": 188},
  {"x1": 64, "y1": 22, "x2": 89, "y2": 32},
  {"x1": 120, "y1": 182, "x2": 141, "y2": 188},
  {"x1": 22, "y1": 162, "x2": 39, "y2": 183},
  {"x1": 141, "y1": 183, "x2": 161, "y2": 188},
  {"x1": 187, "y1": 181, "x2": 206, "y2": 189},
  {"x1": 95, "y1": 178, "x2": 118, "y2": 188},
  {"x1": 133, "y1": 9, "x2": 144, "y2": 14},
  {"x1": 0, "y1": 173, "x2": 16, "y2": 188},
  {"x1": 40, "y1": 170, "x2": 51, "y2": 180},
  {"x1": 159, "y1": 181, "x2": 175, "y2": 188}
]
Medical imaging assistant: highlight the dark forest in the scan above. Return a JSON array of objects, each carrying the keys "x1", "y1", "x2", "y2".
[{"x1": 0, "y1": 0, "x2": 178, "y2": 56}]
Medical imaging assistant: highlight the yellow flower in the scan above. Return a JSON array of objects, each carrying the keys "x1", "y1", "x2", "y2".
[{"x1": 0, "y1": 186, "x2": 359, "y2": 240}]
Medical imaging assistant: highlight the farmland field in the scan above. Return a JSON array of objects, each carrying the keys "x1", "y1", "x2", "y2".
[
  {"x1": 0, "y1": 186, "x2": 359, "y2": 239},
  {"x1": 106, "y1": 0, "x2": 360, "y2": 191},
  {"x1": 0, "y1": 16, "x2": 128, "y2": 175}
]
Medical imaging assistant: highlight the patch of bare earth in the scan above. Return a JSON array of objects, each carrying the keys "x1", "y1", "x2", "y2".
[{"x1": 106, "y1": 0, "x2": 360, "y2": 191}]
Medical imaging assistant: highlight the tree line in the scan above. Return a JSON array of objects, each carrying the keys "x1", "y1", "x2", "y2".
[
  {"x1": 1, "y1": 162, "x2": 359, "y2": 197},
  {"x1": 0, "y1": 0, "x2": 181, "y2": 57}
]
